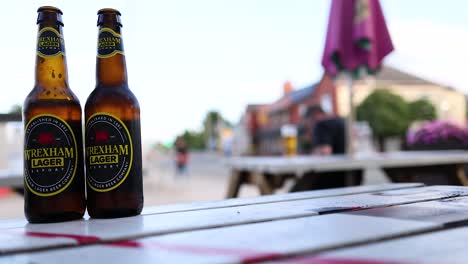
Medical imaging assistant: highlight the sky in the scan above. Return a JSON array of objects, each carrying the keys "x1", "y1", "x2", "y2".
[{"x1": 2, "y1": 0, "x2": 468, "y2": 144}]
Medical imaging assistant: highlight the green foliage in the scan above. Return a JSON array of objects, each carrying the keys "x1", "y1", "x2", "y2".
[
  {"x1": 357, "y1": 90, "x2": 438, "y2": 145},
  {"x1": 203, "y1": 110, "x2": 232, "y2": 149},
  {"x1": 173, "y1": 110, "x2": 232, "y2": 150},
  {"x1": 207, "y1": 111, "x2": 219, "y2": 124},
  {"x1": 356, "y1": 89, "x2": 411, "y2": 138},
  {"x1": 409, "y1": 98, "x2": 436, "y2": 121},
  {"x1": 177, "y1": 130, "x2": 205, "y2": 150},
  {"x1": 203, "y1": 111, "x2": 221, "y2": 140}
]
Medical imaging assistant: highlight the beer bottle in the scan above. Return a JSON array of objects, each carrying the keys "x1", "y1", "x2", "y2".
[
  {"x1": 23, "y1": 6, "x2": 85, "y2": 223},
  {"x1": 85, "y1": 8, "x2": 143, "y2": 218}
]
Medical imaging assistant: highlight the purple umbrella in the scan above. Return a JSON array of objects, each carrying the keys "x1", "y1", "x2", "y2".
[{"x1": 322, "y1": 0, "x2": 394, "y2": 155}]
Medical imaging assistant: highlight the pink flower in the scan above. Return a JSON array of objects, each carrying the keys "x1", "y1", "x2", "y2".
[{"x1": 406, "y1": 121, "x2": 468, "y2": 146}]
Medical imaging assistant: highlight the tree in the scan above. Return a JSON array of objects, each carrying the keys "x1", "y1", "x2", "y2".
[
  {"x1": 202, "y1": 110, "x2": 232, "y2": 150},
  {"x1": 409, "y1": 98, "x2": 436, "y2": 121},
  {"x1": 172, "y1": 110, "x2": 232, "y2": 151},
  {"x1": 356, "y1": 89, "x2": 411, "y2": 151},
  {"x1": 174, "y1": 130, "x2": 205, "y2": 150}
]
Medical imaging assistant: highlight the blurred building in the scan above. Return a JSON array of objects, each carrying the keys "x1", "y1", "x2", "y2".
[
  {"x1": 258, "y1": 77, "x2": 337, "y2": 155},
  {"x1": 236, "y1": 104, "x2": 269, "y2": 155},
  {"x1": 335, "y1": 66, "x2": 466, "y2": 125},
  {"x1": 234, "y1": 66, "x2": 466, "y2": 156}
]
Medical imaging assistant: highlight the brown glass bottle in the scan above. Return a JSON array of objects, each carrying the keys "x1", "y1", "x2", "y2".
[
  {"x1": 85, "y1": 9, "x2": 143, "y2": 218},
  {"x1": 23, "y1": 6, "x2": 85, "y2": 223}
]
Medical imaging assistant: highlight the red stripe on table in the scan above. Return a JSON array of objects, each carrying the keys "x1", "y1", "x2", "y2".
[
  {"x1": 274, "y1": 257, "x2": 420, "y2": 264},
  {"x1": 25, "y1": 232, "x2": 100, "y2": 244},
  {"x1": 24, "y1": 232, "x2": 411, "y2": 264},
  {"x1": 21, "y1": 231, "x2": 279, "y2": 262},
  {"x1": 110, "y1": 240, "x2": 281, "y2": 263}
]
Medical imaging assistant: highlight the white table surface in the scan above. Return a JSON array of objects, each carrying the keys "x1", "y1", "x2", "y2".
[
  {"x1": 348, "y1": 195, "x2": 468, "y2": 227},
  {"x1": 316, "y1": 226, "x2": 468, "y2": 264},
  {"x1": 142, "y1": 182, "x2": 423, "y2": 215},
  {"x1": 0, "y1": 215, "x2": 438, "y2": 264},
  {"x1": 0, "y1": 183, "x2": 423, "y2": 231},
  {"x1": 0, "y1": 184, "x2": 468, "y2": 263},
  {"x1": 228, "y1": 150, "x2": 468, "y2": 174},
  {"x1": 3, "y1": 185, "x2": 461, "y2": 254}
]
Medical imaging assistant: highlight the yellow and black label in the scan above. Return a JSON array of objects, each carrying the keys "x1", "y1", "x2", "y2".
[
  {"x1": 37, "y1": 27, "x2": 65, "y2": 58},
  {"x1": 97, "y1": 28, "x2": 124, "y2": 58},
  {"x1": 24, "y1": 115, "x2": 77, "y2": 197},
  {"x1": 85, "y1": 113, "x2": 133, "y2": 192}
]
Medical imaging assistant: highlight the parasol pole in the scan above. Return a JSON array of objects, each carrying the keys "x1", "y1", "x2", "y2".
[{"x1": 346, "y1": 73, "x2": 355, "y2": 158}]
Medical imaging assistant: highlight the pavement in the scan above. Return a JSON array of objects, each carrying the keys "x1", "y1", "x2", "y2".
[{"x1": 0, "y1": 151, "x2": 389, "y2": 220}]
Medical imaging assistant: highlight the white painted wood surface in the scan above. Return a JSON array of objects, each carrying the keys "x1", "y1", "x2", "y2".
[
  {"x1": 0, "y1": 214, "x2": 439, "y2": 264},
  {"x1": 0, "y1": 186, "x2": 463, "y2": 254},
  {"x1": 0, "y1": 233, "x2": 75, "y2": 255},
  {"x1": 316, "y1": 226, "x2": 468, "y2": 264},
  {"x1": 0, "y1": 183, "x2": 423, "y2": 230},
  {"x1": 348, "y1": 195, "x2": 468, "y2": 227},
  {"x1": 142, "y1": 183, "x2": 423, "y2": 215},
  {"x1": 228, "y1": 150, "x2": 468, "y2": 174},
  {"x1": 0, "y1": 218, "x2": 28, "y2": 230},
  {"x1": 0, "y1": 245, "x2": 232, "y2": 264}
]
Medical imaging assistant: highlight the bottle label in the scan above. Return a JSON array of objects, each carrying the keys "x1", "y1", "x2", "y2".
[
  {"x1": 85, "y1": 113, "x2": 133, "y2": 192},
  {"x1": 37, "y1": 27, "x2": 65, "y2": 58},
  {"x1": 24, "y1": 115, "x2": 78, "y2": 197},
  {"x1": 97, "y1": 28, "x2": 124, "y2": 58}
]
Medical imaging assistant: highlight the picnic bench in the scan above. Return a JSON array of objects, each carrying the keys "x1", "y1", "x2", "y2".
[
  {"x1": 0, "y1": 169, "x2": 23, "y2": 189},
  {"x1": 0, "y1": 113, "x2": 23, "y2": 192},
  {"x1": 2, "y1": 183, "x2": 468, "y2": 263},
  {"x1": 226, "y1": 150, "x2": 468, "y2": 198}
]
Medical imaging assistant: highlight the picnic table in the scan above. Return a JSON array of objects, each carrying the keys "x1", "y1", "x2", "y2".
[
  {"x1": 226, "y1": 150, "x2": 468, "y2": 198},
  {"x1": 2, "y1": 183, "x2": 468, "y2": 263},
  {"x1": 0, "y1": 169, "x2": 23, "y2": 190},
  {"x1": 0, "y1": 113, "x2": 23, "y2": 192}
]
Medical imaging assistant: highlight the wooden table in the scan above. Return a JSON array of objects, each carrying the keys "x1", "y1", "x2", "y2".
[
  {"x1": 3, "y1": 184, "x2": 468, "y2": 263},
  {"x1": 226, "y1": 150, "x2": 468, "y2": 198}
]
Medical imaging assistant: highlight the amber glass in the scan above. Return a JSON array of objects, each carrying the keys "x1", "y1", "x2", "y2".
[
  {"x1": 85, "y1": 8, "x2": 143, "y2": 218},
  {"x1": 23, "y1": 6, "x2": 85, "y2": 223}
]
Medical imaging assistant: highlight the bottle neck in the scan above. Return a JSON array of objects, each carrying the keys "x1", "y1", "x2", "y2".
[
  {"x1": 96, "y1": 23, "x2": 128, "y2": 87},
  {"x1": 35, "y1": 22, "x2": 69, "y2": 89}
]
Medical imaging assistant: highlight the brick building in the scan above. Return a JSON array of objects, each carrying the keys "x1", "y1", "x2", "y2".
[
  {"x1": 238, "y1": 75, "x2": 337, "y2": 155},
  {"x1": 237, "y1": 66, "x2": 466, "y2": 156}
]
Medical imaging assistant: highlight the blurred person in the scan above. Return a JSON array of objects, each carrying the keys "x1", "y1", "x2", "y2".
[
  {"x1": 174, "y1": 137, "x2": 189, "y2": 175},
  {"x1": 223, "y1": 137, "x2": 233, "y2": 156},
  {"x1": 310, "y1": 105, "x2": 345, "y2": 155},
  {"x1": 291, "y1": 105, "x2": 361, "y2": 191}
]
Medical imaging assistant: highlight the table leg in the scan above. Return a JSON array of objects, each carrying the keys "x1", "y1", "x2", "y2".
[
  {"x1": 455, "y1": 164, "x2": 468, "y2": 186},
  {"x1": 226, "y1": 170, "x2": 243, "y2": 198},
  {"x1": 345, "y1": 170, "x2": 363, "y2": 186},
  {"x1": 13, "y1": 187, "x2": 24, "y2": 196},
  {"x1": 251, "y1": 172, "x2": 274, "y2": 195}
]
